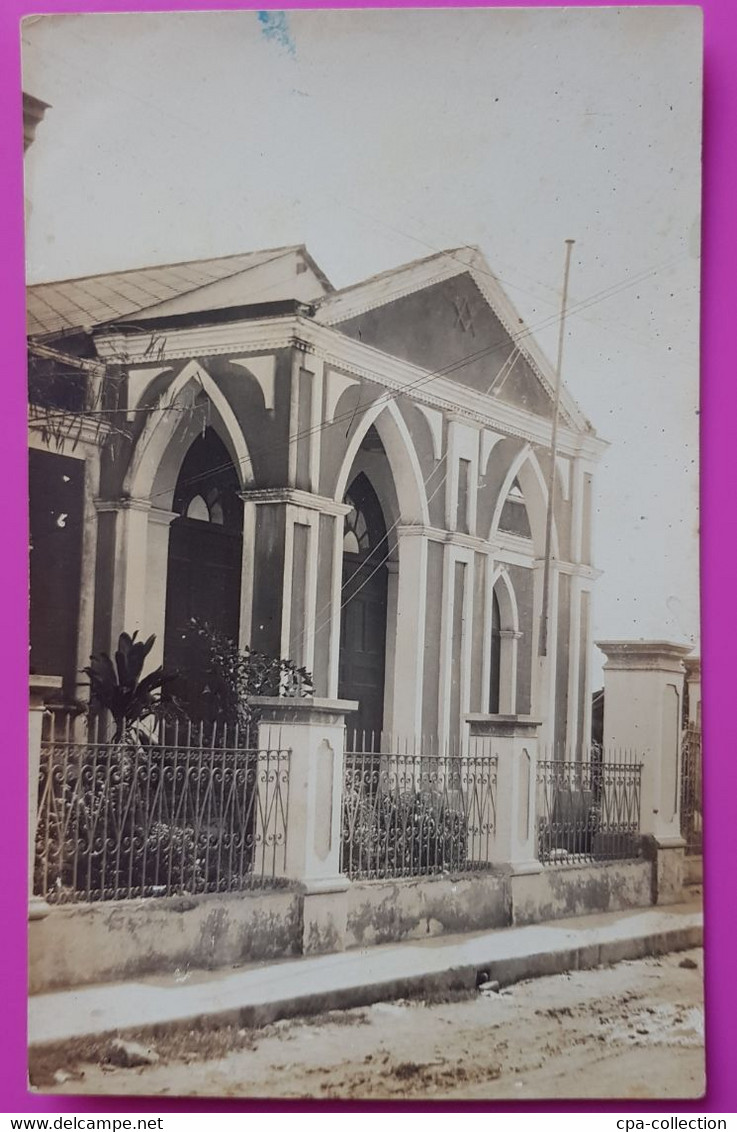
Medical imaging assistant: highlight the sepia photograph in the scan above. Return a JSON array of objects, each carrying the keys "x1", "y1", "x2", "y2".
[{"x1": 22, "y1": 6, "x2": 703, "y2": 1101}]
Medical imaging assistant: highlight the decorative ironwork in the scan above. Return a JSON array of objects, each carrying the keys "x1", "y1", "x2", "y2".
[
  {"x1": 34, "y1": 716, "x2": 290, "y2": 904},
  {"x1": 536, "y1": 751, "x2": 642, "y2": 865},
  {"x1": 340, "y1": 737, "x2": 497, "y2": 879},
  {"x1": 680, "y1": 723, "x2": 703, "y2": 856}
]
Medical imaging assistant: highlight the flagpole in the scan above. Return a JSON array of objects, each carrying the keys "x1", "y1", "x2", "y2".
[{"x1": 538, "y1": 238, "x2": 575, "y2": 657}]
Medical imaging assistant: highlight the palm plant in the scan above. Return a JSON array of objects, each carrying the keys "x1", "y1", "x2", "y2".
[{"x1": 84, "y1": 631, "x2": 173, "y2": 742}]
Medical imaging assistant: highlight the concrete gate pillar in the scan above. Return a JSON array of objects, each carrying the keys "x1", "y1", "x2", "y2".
[
  {"x1": 467, "y1": 714, "x2": 542, "y2": 876},
  {"x1": 597, "y1": 640, "x2": 692, "y2": 904},
  {"x1": 252, "y1": 695, "x2": 357, "y2": 954},
  {"x1": 684, "y1": 656, "x2": 702, "y2": 727},
  {"x1": 28, "y1": 675, "x2": 62, "y2": 921}
]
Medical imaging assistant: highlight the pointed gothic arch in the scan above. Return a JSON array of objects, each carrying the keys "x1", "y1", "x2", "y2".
[
  {"x1": 334, "y1": 397, "x2": 429, "y2": 526},
  {"x1": 490, "y1": 444, "x2": 558, "y2": 558},
  {"x1": 124, "y1": 359, "x2": 254, "y2": 507}
]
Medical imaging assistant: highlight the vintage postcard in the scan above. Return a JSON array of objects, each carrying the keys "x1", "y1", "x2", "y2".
[{"x1": 23, "y1": 6, "x2": 703, "y2": 1100}]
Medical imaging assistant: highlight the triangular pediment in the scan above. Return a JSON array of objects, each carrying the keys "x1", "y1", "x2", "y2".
[{"x1": 314, "y1": 249, "x2": 591, "y2": 432}]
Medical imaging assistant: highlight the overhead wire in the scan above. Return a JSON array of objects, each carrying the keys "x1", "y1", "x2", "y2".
[{"x1": 29, "y1": 249, "x2": 687, "y2": 550}]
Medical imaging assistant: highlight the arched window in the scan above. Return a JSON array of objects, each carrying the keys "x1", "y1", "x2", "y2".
[
  {"x1": 343, "y1": 503, "x2": 370, "y2": 555},
  {"x1": 342, "y1": 472, "x2": 387, "y2": 563},
  {"x1": 172, "y1": 429, "x2": 242, "y2": 532},
  {"x1": 184, "y1": 489, "x2": 226, "y2": 524},
  {"x1": 499, "y1": 476, "x2": 532, "y2": 540}
]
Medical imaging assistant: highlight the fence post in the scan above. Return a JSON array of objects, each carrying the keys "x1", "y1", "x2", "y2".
[
  {"x1": 684, "y1": 656, "x2": 701, "y2": 727},
  {"x1": 28, "y1": 676, "x2": 62, "y2": 920},
  {"x1": 467, "y1": 714, "x2": 542, "y2": 876},
  {"x1": 251, "y1": 695, "x2": 358, "y2": 955},
  {"x1": 596, "y1": 640, "x2": 691, "y2": 904}
]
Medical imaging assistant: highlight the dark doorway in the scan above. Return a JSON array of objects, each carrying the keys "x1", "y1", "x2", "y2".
[
  {"x1": 29, "y1": 448, "x2": 84, "y2": 701},
  {"x1": 164, "y1": 429, "x2": 243, "y2": 709},
  {"x1": 338, "y1": 472, "x2": 388, "y2": 747}
]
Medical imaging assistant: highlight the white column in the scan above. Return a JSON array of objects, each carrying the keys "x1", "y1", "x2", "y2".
[
  {"x1": 287, "y1": 350, "x2": 300, "y2": 488},
  {"x1": 437, "y1": 542, "x2": 476, "y2": 749},
  {"x1": 97, "y1": 498, "x2": 152, "y2": 650},
  {"x1": 685, "y1": 657, "x2": 702, "y2": 726},
  {"x1": 499, "y1": 629, "x2": 521, "y2": 714},
  {"x1": 239, "y1": 498, "x2": 257, "y2": 651},
  {"x1": 393, "y1": 529, "x2": 428, "y2": 740},
  {"x1": 580, "y1": 586, "x2": 594, "y2": 755},
  {"x1": 280, "y1": 504, "x2": 319, "y2": 670},
  {"x1": 308, "y1": 356, "x2": 324, "y2": 495},
  {"x1": 73, "y1": 451, "x2": 101, "y2": 701},
  {"x1": 532, "y1": 559, "x2": 557, "y2": 751},
  {"x1": 144, "y1": 507, "x2": 177, "y2": 670},
  {"x1": 327, "y1": 512, "x2": 344, "y2": 698},
  {"x1": 566, "y1": 572, "x2": 583, "y2": 755},
  {"x1": 382, "y1": 559, "x2": 399, "y2": 734}
]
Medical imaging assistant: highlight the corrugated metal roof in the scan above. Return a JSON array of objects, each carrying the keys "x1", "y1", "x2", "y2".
[{"x1": 26, "y1": 246, "x2": 301, "y2": 337}]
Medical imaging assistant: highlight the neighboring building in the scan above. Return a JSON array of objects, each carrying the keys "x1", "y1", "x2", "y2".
[
  {"x1": 23, "y1": 92, "x2": 50, "y2": 152},
  {"x1": 27, "y1": 243, "x2": 605, "y2": 751}
]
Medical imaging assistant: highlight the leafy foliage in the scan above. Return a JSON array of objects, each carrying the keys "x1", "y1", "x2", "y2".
[
  {"x1": 83, "y1": 631, "x2": 174, "y2": 741},
  {"x1": 180, "y1": 619, "x2": 313, "y2": 732}
]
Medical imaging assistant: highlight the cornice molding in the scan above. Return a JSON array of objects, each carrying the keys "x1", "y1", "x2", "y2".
[
  {"x1": 240, "y1": 487, "x2": 352, "y2": 517},
  {"x1": 93, "y1": 314, "x2": 607, "y2": 462}
]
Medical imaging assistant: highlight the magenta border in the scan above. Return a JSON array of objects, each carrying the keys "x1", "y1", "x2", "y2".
[{"x1": 3, "y1": 0, "x2": 735, "y2": 1114}]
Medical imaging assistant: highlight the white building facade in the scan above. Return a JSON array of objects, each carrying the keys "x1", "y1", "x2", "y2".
[{"x1": 28, "y1": 244, "x2": 605, "y2": 753}]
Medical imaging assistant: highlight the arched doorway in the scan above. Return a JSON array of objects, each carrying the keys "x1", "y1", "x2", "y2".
[
  {"x1": 164, "y1": 428, "x2": 243, "y2": 708},
  {"x1": 338, "y1": 470, "x2": 389, "y2": 746}
]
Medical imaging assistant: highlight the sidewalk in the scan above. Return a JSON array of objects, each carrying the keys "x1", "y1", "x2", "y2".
[{"x1": 28, "y1": 901, "x2": 702, "y2": 1050}]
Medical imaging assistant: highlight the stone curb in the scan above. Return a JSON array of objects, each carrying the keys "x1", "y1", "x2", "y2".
[{"x1": 28, "y1": 920, "x2": 702, "y2": 1053}]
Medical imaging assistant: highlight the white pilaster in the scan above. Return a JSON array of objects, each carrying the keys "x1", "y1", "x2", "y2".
[
  {"x1": 98, "y1": 498, "x2": 152, "y2": 649},
  {"x1": 239, "y1": 499, "x2": 257, "y2": 650},
  {"x1": 308, "y1": 355, "x2": 325, "y2": 494},
  {"x1": 74, "y1": 452, "x2": 102, "y2": 701},
  {"x1": 566, "y1": 572, "x2": 583, "y2": 754},
  {"x1": 144, "y1": 507, "x2": 178, "y2": 670},
  {"x1": 392, "y1": 529, "x2": 428, "y2": 739},
  {"x1": 437, "y1": 542, "x2": 474, "y2": 748}
]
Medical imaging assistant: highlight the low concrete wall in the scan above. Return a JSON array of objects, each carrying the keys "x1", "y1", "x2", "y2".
[
  {"x1": 29, "y1": 860, "x2": 661, "y2": 993},
  {"x1": 345, "y1": 873, "x2": 510, "y2": 949},
  {"x1": 684, "y1": 855, "x2": 703, "y2": 887},
  {"x1": 511, "y1": 860, "x2": 653, "y2": 926},
  {"x1": 29, "y1": 888, "x2": 302, "y2": 994}
]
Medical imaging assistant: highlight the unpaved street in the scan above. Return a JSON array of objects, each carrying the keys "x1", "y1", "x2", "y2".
[{"x1": 33, "y1": 948, "x2": 705, "y2": 1102}]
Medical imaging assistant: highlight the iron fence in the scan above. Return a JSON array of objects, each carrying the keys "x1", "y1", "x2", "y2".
[
  {"x1": 34, "y1": 715, "x2": 290, "y2": 904},
  {"x1": 680, "y1": 723, "x2": 703, "y2": 856},
  {"x1": 536, "y1": 750, "x2": 642, "y2": 865},
  {"x1": 340, "y1": 736, "x2": 497, "y2": 880}
]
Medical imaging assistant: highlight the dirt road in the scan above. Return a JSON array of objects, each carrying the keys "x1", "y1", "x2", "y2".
[{"x1": 33, "y1": 948, "x2": 705, "y2": 1102}]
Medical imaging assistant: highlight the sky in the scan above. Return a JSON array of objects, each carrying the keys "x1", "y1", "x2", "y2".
[{"x1": 21, "y1": 6, "x2": 703, "y2": 685}]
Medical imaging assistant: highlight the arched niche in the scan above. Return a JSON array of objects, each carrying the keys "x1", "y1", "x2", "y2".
[{"x1": 489, "y1": 567, "x2": 520, "y2": 714}]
